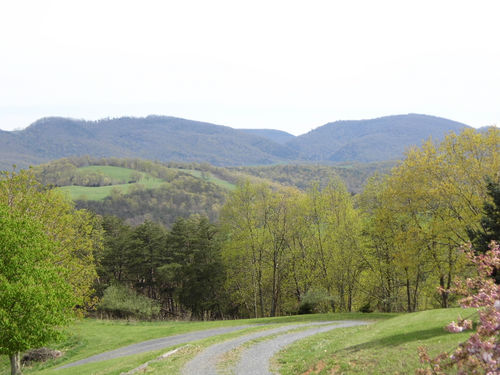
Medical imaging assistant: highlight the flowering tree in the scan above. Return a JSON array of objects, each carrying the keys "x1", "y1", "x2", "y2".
[{"x1": 417, "y1": 242, "x2": 500, "y2": 374}]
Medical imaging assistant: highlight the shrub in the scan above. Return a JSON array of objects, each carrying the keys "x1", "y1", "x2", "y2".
[
  {"x1": 298, "y1": 289, "x2": 334, "y2": 314},
  {"x1": 98, "y1": 285, "x2": 160, "y2": 320}
]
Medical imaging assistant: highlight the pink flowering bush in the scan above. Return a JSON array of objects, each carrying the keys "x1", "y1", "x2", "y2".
[{"x1": 417, "y1": 241, "x2": 500, "y2": 375}]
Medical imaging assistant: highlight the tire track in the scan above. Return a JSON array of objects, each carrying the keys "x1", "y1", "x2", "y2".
[
  {"x1": 59, "y1": 324, "x2": 257, "y2": 369},
  {"x1": 234, "y1": 320, "x2": 368, "y2": 375},
  {"x1": 182, "y1": 321, "x2": 359, "y2": 375}
]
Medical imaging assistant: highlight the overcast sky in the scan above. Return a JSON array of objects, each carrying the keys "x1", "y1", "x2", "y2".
[{"x1": 1, "y1": 0, "x2": 499, "y2": 135}]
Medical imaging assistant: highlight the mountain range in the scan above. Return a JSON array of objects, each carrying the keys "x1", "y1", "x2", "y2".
[{"x1": 0, "y1": 113, "x2": 478, "y2": 169}]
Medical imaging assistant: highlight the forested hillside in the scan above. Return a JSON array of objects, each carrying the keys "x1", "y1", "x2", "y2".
[
  {"x1": 0, "y1": 116, "x2": 297, "y2": 169},
  {"x1": 0, "y1": 114, "x2": 475, "y2": 169},
  {"x1": 33, "y1": 157, "x2": 393, "y2": 227},
  {"x1": 34, "y1": 158, "x2": 231, "y2": 227},
  {"x1": 288, "y1": 114, "x2": 470, "y2": 162},
  {"x1": 230, "y1": 162, "x2": 395, "y2": 193}
]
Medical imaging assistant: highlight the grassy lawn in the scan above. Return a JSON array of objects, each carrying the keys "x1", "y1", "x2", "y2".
[
  {"x1": 276, "y1": 308, "x2": 477, "y2": 374},
  {"x1": 1, "y1": 313, "x2": 391, "y2": 375},
  {"x1": 0, "y1": 309, "x2": 474, "y2": 375}
]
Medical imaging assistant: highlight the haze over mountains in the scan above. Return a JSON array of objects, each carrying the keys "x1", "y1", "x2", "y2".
[{"x1": 0, "y1": 114, "x2": 477, "y2": 170}]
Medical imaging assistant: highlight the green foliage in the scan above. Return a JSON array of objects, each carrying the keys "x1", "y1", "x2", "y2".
[
  {"x1": 359, "y1": 128, "x2": 500, "y2": 312},
  {"x1": 231, "y1": 162, "x2": 394, "y2": 193},
  {"x1": 0, "y1": 169, "x2": 101, "y2": 309},
  {"x1": 98, "y1": 285, "x2": 160, "y2": 320},
  {"x1": 468, "y1": 177, "x2": 500, "y2": 253},
  {"x1": 0, "y1": 204, "x2": 76, "y2": 361},
  {"x1": 220, "y1": 179, "x2": 366, "y2": 317},
  {"x1": 96, "y1": 215, "x2": 227, "y2": 320},
  {"x1": 33, "y1": 157, "x2": 230, "y2": 227},
  {"x1": 298, "y1": 289, "x2": 334, "y2": 314}
]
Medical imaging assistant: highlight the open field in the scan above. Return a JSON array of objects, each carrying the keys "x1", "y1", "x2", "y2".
[
  {"x1": 58, "y1": 166, "x2": 165, "y2": 200},
  {"x1": 0, "y1": 309, "x2": 477, "y2": 375}
]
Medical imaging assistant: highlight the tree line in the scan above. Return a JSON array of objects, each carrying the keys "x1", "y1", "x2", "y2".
[{"x1": 95, "y1": 128, "x2": 499, "y2": 318}]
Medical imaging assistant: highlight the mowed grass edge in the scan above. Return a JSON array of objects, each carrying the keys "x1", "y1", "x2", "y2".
[{"x1": 276, "y1": 307, "x2": 477, "y2": 374}]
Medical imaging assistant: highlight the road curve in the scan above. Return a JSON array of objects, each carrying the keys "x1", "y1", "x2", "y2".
[
  {"x1": 59, "y1": 324, "x2": 257, "y2": 369},
  {"x1": 235, "y1": 320, "x2": 369, "y2": 375},
  {"x1": 182, "y1": 322, "x2": 336, "y2": 375}
]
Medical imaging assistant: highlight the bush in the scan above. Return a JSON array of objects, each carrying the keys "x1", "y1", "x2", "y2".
[
  {"x1": 98, "y1": 285, "x2": 160, "y2": 320},
  {"x1": 298, "y1": 289, "x2": 334, "y2": 314}
]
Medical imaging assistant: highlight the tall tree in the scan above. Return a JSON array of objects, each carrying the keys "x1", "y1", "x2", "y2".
[
  {"x1": 0, "y1": 170, "x2": 102, "y2": 307},
  {"x1": 0, "y1": 205, "x2": 77, "y2": 375}
]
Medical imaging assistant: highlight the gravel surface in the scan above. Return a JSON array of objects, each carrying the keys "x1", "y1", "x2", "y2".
[
  {"x1": 59, "y1": 325, "x2": 257, "y2": 369},
  {"x1": 235, "y1": 320, "x2": 369, "y2": 375},
  {"x1": 182, "y1": 322, "x2": 336, "y2": 375}
]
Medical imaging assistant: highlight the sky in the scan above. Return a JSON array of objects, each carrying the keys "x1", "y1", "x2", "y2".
[{"x1": 1, "y1": 0, "x2": 499, "y2": 136}]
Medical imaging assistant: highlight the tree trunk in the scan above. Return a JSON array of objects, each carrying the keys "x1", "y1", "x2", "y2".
[
  {"x1": 405, "y1": 268, "x2": 413, "y2": 312},
  {"x1": 10, "y1": 352, "x2": 22, "y2": 375},
  {"x1": 439, "y1": 276, "x2": 448, "y2": 308}
]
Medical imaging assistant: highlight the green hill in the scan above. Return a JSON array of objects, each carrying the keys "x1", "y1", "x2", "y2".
[{"x1": 34, "y1": 158, "x2": 236, "y2": 227}]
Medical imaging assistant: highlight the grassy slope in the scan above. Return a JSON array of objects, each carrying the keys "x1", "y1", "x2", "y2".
[{"x1": 277, "y1": 308, "x2": 477, "y2": 374}]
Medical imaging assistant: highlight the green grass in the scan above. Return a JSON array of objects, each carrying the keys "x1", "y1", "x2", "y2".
[
  {"x1": 276, "y1": 308, "x2": 477, "y2": 374},
  {"x1": 1, "y1": 309, "x2": 474, "y2": 375},
  {"x1": 1, "y1": 313, "x2": 391, "y2": 375}
]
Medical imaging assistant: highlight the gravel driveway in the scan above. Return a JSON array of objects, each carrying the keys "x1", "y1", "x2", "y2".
[
  {"x1": 59, "y1": 325, "x2": 257, "y2": 369},
  {"x1": 182, "y1": 322, "x2": 336, "y2": 375},
  {"x1": 183, "y1": 320, "x2": 368, "y2": 375},
  {"x1": 235, "y1": 320, "x2": 368, "y2": 375}
]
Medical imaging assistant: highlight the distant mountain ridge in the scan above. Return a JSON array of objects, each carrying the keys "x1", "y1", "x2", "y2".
[
  {"x1": 0, "y1": 114, "x2": 475, "y2": 169},
  {"x1": 239, "y1": 129, "x2": 296, "y2": 144},
  {"x1": 288, "y1": 114, "x2": 470, "y2": 162}
]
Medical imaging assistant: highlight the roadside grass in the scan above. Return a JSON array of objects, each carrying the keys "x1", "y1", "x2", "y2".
[
  {"x1": 0, "y1": 313, "x2": 391, "y2": 375},
  {"x1": 276, "y1": 307, "x2": 478, "y2": 374}
]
